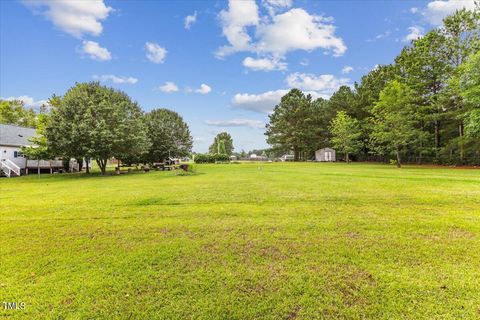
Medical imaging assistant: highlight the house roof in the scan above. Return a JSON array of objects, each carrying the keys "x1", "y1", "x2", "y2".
[{"x1": 0, "y1": 124, "x2": 37, "y2": 147}]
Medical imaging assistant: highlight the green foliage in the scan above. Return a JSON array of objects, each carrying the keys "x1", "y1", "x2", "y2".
[
  {"x1": 21, "y1": 113, "x2": 54, "y2": 164},
  {"x1": 176, "y1": 163, "x2": 198, "y2": 176},
  {"x1": 194, "y1": 153, "x2": 230, "y2": 163},
  {"x1": 266, "y1": 89, "x2": 323, "y2": 160},
  {"x1": 265, "y1": 7, "x2": 479, "y2": 165},
  {"x1": 370, "y1": 81, "x2": 420, "y2": 167},
  {"x1": 143, "y1": 108, "x2": 193, "y2": 163},
  {"x1": 465, "y1": 109, "x2": 480, "y2": 138},
  {"x1": 329, "y1": 111, "x2": 363, "y2": 162},
  {"x1": 0, "y1": 99, "x2": 37, "y2": 127},
  {"x1": 458, "y1": 51, "x2": 480, "y2": 138},
  {"x1": 209, "y1": 132, "x2": 234, "y2": 155},
  {"x1": 45, "y1": 82, "x2": 150, "y2": 175}
]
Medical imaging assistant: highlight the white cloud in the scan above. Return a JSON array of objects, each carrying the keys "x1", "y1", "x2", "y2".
[
  {"x1": 93, "y1": 74, "x2": 138, "y2": 84},
  {"x1": 256, "y1": 8, "x2": 346, "y2": 57},
  {"x1": 231, "y1": 87, "x2": 331, "y2": 114},
  {"x1": 81, "y1": 40, "x2": 111, "y2": 61},
  {"x1": 299, "y1": 58, "x2": 309, "y2": 66},
  {"x1": 217, "y1": 2, "x2": 346, "y2": 59},
  {"x1": 285, "y1": 72, "x2": 350, "y2": 94},
  {"x1": 342, "y1": 66, "x2": 354, "y2": 74},
  {"x1": 145, "y1": 42, "x2": 167, "y2": 63},
  {"x1": 242, "y1": 56, "x2": 286, "y2": 71},
  {"x1": 423, "y1": 0, "x2": 476, "y2": 25},
  {"x1": 367, "y1": 30, "x2": 392, "y2": 42},
  {"x1": 403, "y1": 26, "x2": 424, "y2": 42},
  {"x1": 2, "y1": 95, "x2": 49, "y2": 109},
  {"x1": 231, "y1": 72, "x2": 349, "y2": 113},
  {"x1": 217, "y1": 0, "x2": 260, "y2": 58},
  {"x1": 184, "y1": 11, "x2": 197, "y2": 29},
  {"x1": 232, "y1": 89, "x2": 289, "y2": 113},
  {"x1": 158, "y1": 82, "x2": 179, "y2": 93},
  {"x1": 410, "y1": 7, "x2": 419, "y2": 14},
  {"x1": 375, "y1": 30, "x2": 391, "y2": 40},
  {"x1": 205, "y1": 118, "x2": 265, "y2": 129},
  {"x1": 22, "y1": 0, "x2": 112, "y2": 38},
  {"x1": 195, "y1": 84, "x2": 212, "y2": 94},
  {"x1": 262, "y1": 0, "x2": 292, "y2": 16}
]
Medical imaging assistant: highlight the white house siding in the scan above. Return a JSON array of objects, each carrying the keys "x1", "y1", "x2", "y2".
[{"x1": 0, "y1": 145, "x2": 27, "y2": 168}]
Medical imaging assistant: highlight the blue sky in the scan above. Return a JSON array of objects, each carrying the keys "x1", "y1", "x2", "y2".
[{"x1": 0, "y1": 0, "x2": 475, "y2": 152}]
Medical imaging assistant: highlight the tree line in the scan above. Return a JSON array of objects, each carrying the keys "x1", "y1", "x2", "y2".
[
  {"x1": 266, "y1": 8, "x2": 479, "y2": 167},
  {"x1": 1, "y1": 82, "x2": 193, "y2": 175}
]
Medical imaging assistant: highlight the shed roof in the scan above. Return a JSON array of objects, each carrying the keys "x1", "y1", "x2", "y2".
[{"x1": 0, "y1": 124, "x2": 37, "y2": 147}]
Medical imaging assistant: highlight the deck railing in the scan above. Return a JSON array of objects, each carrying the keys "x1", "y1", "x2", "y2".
[{"x1": 26, "y1": 160, "x2": 64, "y2": 168}]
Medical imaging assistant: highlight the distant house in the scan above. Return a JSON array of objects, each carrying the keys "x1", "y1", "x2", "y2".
[
  {"x1": 315, "y1": 148, "x2": 336, "y2": 162},
  {"x1": 249, "y1": 153, "x2": 268, "y2": 161},
  {"x1": 1, "y1": 124, "x2": 74, "y2": 177},
  {"x1": 280, "y1": 154, "x2": 294, "y2": 162}
]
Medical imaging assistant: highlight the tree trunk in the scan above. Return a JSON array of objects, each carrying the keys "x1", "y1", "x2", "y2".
[
  {"x1": 85, "y1": 158, "x2": 90, "y2": 174},
  {"x1": 96, "y1": 158, "x2": 107, "y2": 175},
  {"x1": 76, "y1": 158, "x2": 83, "y2": 172},
  {"x1": 346, "y1": 152, "x2": 350, "y2": 164},
  {"x1": 459, "y1": 122, "x2": 464, "y2": 163},
  {"x1": 396, "y1": 147, "x2": 402, "y2": 168},
  {"x1": 434, "y1": 119, "x2": 440, "y2": 156},
  {"x1": 293, "y1": 148, "x2": 299, "y2": 161}
]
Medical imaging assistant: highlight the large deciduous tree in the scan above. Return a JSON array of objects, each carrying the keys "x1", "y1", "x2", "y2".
[
  {"x1": 209, "y1": 132, "x2": 234, "y2": 155},
  {"x1": 459, "y1": 51, "x2": 480, "y2": 142},
  {"x1": 370, "y1": 81, "x2": 419, "y2": 168},
  {"x1": 0, "y1": 99, "x2": 37, "y2": 127},
  {"x1": 21, "y1": 113, "x2": 54, "y2": 176},
  {"x1": 329, "y1": 111, "x2": 363, "y2": 163},
  {"x1": 439, "y1": 8, "x2": 480, "y2": 161},
  {"x1": 143, "y1": 108, "x2": 193, "y2": 163},
  {"x1": 46, "y1": 82, "x2": 149, "y2": 175}
]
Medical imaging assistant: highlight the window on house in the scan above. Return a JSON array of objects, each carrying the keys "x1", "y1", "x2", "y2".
[{"x1": 14, "y1": 151, "x2": 18, "y2": 158}]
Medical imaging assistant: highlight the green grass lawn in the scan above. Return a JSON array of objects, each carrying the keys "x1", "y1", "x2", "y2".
[{"x1": 1, "y1": 163, "x2": 479, "y2": 319}]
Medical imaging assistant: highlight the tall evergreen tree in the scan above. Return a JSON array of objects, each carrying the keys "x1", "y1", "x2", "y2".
[{"x1": 265, "y1": 89, "x2": 321, "y2": 160}]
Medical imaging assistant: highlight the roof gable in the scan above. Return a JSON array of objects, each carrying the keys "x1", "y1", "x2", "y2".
[{"x1": 0, "y1": 124, "x2": 37, "y2": 147}]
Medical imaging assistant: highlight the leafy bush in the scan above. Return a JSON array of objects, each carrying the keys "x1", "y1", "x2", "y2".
[
  {"x1": 212, "y1": 153, "x2": 230, "y2": 162},
  {"x1": 194, "y1": 153, "x2": 230, "y2": 163},
  {"x1": 186, "y1": 163, "x2": 197, "y2": 172},
  {"x1": 193, "y1": 154, "x2": 211, "y2": 163}
]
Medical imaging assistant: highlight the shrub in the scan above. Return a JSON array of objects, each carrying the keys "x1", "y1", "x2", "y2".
[
  {"x1": 212, "y1": 153, "x2": 230, "y2": 162},
  {"x1": 194, "y1": 154, "x2": 211, "y2": 163},
  {"x1": 176, "y1": 163, "x2": 198, "y2": 176},
  {"x1": 194, "y1": 153, "x2": 230, "y2": 163}
]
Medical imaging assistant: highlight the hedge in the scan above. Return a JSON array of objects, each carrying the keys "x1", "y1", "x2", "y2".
[{"x1": 194, "y1": 153, "x2": 230, "y2": 163}]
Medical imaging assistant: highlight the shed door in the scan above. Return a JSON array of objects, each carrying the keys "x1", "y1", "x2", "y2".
[{"x1": 325, "y1": 151, "x2": 331, "y2": 161}]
